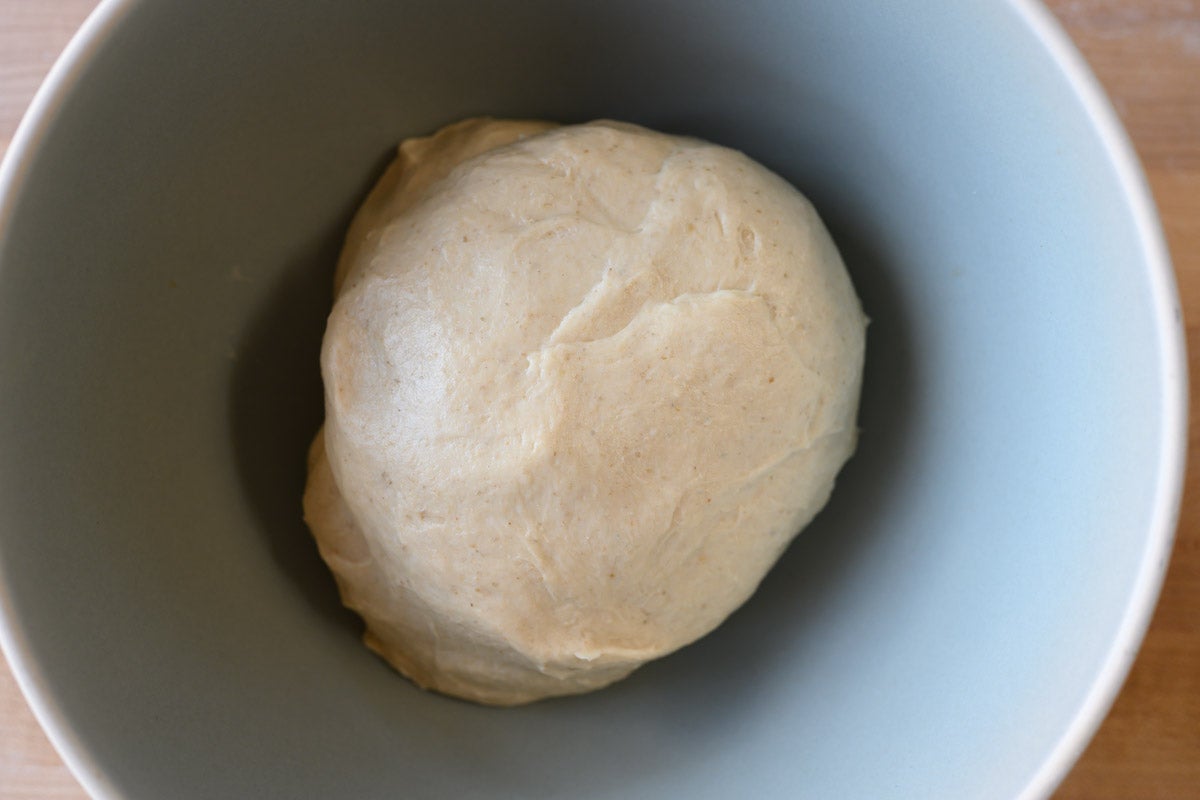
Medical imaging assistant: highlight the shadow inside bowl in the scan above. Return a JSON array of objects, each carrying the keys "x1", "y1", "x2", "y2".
[{"x1": 226, "y1": 161, "x2": 388, "y2": 634}]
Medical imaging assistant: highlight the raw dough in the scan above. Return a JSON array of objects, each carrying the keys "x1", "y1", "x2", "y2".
[{"x1": 304, "y1": 118, "x2": 866, "y2": 705}]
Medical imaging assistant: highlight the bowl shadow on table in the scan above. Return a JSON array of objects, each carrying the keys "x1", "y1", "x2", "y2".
[{"x1": 226, "y1": 161, "x2": 916, "y2": 798}]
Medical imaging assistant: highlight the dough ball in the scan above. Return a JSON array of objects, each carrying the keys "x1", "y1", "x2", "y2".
[{"x1": 304, "y1": 118, "x2": 866, "y2": 705}]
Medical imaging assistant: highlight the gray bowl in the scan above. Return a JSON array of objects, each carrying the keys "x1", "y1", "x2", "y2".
[{"x1": 0, "y1": 1, "x2": 1186, "y2": 798}]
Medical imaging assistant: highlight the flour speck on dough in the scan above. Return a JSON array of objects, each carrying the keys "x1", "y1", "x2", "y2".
[{"x1": 303, "y1": 118, "x2": 866, "y2": 705}]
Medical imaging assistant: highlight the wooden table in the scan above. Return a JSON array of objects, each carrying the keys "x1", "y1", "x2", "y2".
[{"x1": 1, "y1": 1, "x2": 1197, "y2": 797}]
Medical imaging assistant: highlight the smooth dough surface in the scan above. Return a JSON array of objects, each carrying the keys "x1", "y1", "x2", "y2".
[{"x1": 304, "y1": 118, "x2": 866, "y2": 705}]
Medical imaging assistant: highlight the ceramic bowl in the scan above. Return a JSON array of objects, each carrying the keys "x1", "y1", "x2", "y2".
[{"x1": 0, "y1": 1, "x2": 1185, "y2": 798}]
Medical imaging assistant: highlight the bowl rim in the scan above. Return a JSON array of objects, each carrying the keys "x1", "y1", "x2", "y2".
[
  {"x1": 0, "y1": 1, "x2": 1187, "y2": 798},
  {"x1": 0, "y1": 6, "x2": 139, "y2": 799},
  {"x1": 1005, "y1": 2, "x2": 1187, "y2": 797}
]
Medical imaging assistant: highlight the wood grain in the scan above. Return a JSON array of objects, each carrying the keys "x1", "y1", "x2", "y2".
[{"x1": 0, "y1": 1, "x2": 1196, "y2": 797}]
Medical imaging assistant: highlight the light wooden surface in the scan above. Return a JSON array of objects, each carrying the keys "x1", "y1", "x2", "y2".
[{"x1": 1, "y1": 1, "x2": 1197, "y2": 797}]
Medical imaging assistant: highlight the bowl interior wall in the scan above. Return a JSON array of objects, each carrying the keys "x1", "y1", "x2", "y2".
[{"x1": 0, "y1": 1, "x2": 1173, "y2": 798}]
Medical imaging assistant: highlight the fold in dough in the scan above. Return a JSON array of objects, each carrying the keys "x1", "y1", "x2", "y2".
[{"x1": 304, "y1": 118, "x2": 867, "y2": 705}]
